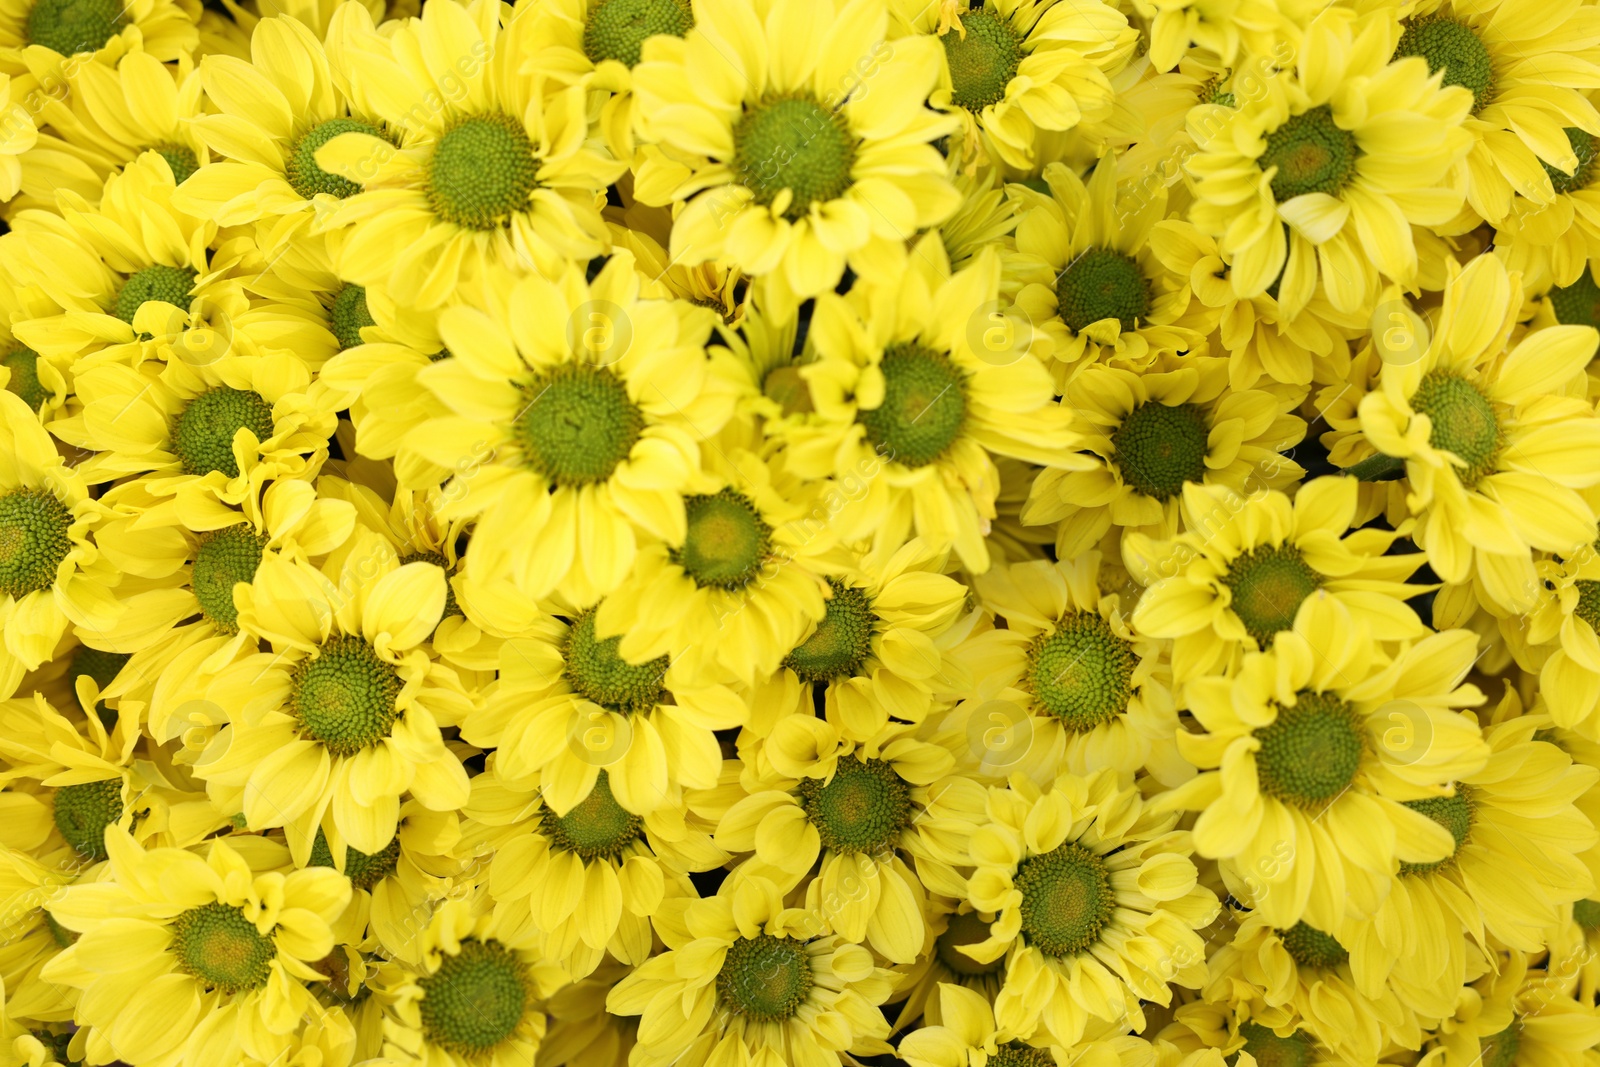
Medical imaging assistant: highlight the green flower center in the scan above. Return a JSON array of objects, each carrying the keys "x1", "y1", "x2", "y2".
[
  {"x1": 987, "y1": 1046, "x2": 1055, "y2": 1067},
  {"x1": 309, "y1": 828, "x2": 401, "y2": 891},
  {"x1": 155, "y1": 144, "x2": 199, "y2": 184},
  {"x1": 582, "y1": 0, "x2": 693, "y2": 68},
  {"x1": 25, "y1": 0, "x2": 121, "y2": 55},
  {"x1": 329, "y1": 284, "x2": 376, "y2": 349},
  {"x1": 1410, "y1": 370, "x2": 1502, "y2": 487},
  {"x1": 934, "y1": 910, "x2": 1004, "y2": 978},
  {"x1": 796, "y1": 757, "x2": 913, "y2": 855},
  {"x1": 426, "y1": 113, "x2": 540, "y2": 231},
  {"x1": 1544, "y1": 127, "x2": 1600, "y2": 195},
  {"x1": 192, "y1": 523, "x2": 266, "y2": 634},
  {"x1": 1479, "y1": 1024, "x2": 1522, "y2": 1067},
  {"x1": 29, "y1": 1030, "x2": 73, "y2": 1065},
  {"x1": 1231, "y1": 1022, "x2": 1315, "y2": 1067},
  {"x1": 170, "y1": 386, "x2": 276, "y2": 479},
  {"x1": 3, "y1": 347, "x2": 47, "y2": 411},
  {"x1": 0, "y1": 487, "x2": 73, "y2": 600},
  {"x1": 45, "y1": 913, "x2": 76, "y2": 948},
  {"x1": 289, "y1": 635, "x2": 402, "y2": 757},
  {"x1": 515, "y1": 363, "x2": 644, "y2": 487},
  {"x1": 401, "y1": 550, "x2": 459, "y2": 620},
  {"x1": 1394, "y1": 15, "x2": 1496, "y2": 114},
  {"x1": 540, "y1": 770, "x2": 643, "y2": 862},
  {"x1": 763, "y1": 365, "x2": 815, "y2": 416},
  {"x1": 1278, "y1": 921, "x2": 1347, "y2": 970},
  {"x1": 1259, "y1": 105, "x2": 1360, "y2": 203},
  {"x1": 115, "y1": 264, "x2": 196, "y2": 324},
  {"x1": 70, "y1": 644, "x2": 129, "y2": 727},
  {"x1": 169, "y1": 902, "x2": 276, "y2": 994},
  {"x1": 1253, "y1": 690, "x2": 1366, "y2": 809},
  {"x1": 733, "y1": 94, "x2": 857, "y2": 221},
  {"x1": 784, "y1": 580, "x2": 876, "y2": 683},
  {"x1": 562, "y1": 607, "x2": 667, "y2": 713},
  {"x1": 716, "y1": 934, "x2": 813, "y2": 1023},
  {"x1": 417, "y1": 939, "x2": 530, "y2": 1056},
  {"x1": 289, "y1": 118, "x2": 387, "y2": 200},
  {"x1": 1024, "y1": 612, "x2": 1135, "y2": 732},
  {"x1": 1575, "y1": 579, "x2": 1600, "y2": 632},
  {"x1": 1056, "y1": 247, "x2": 1152, "y2": 334},
  {"x1": 942, "y1": 11, "x2": 1023, "y2": 112},
  {"x1": 1221, "y1": 542, "x2": 1322, "y2": 647},
  {"x1": 1014, "y1": 840, "x2": 1116, "y2": 958},
  {"x1": 673, "y1": 489, "x2": 771, "y2": 590},
  {"x1": 857, "y1": 342, "x2": 968, "y2": 468},
  {"x1": 1574, "y1": 899, "x2": 1600, "y2": 930},
  {"x1": 1549, "y1": 268, "x2": 1600, "y2": 331},
  {"x1": 1112, "y1": 401, "x2": 1210, "y2": 501},
  {"x1": 53, "y1": 779, "x2": 122, "y2": 861},
  {"x1": 1398, "y1": 786, "x2": 1474, "y2": 877}
]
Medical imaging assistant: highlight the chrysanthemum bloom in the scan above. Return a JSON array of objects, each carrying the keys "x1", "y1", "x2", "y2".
[
  {"x1": 887, "y1": 900, "x2": 1005, "y2": 1030},
  {"x1": 1124, "y1": 478, "x2": 1430, "y2": 678},
  {"x1": 1184, "y1": 6, "x2": 1472, "y2": 316},
  {"x1": 1159, "y1": 1001, "x2": 1347, "y2": 1067},
  {"x1": 959, "y1": 768, "x2": 1219, "y2": 1045},
  {"x1": 364, "y1": 898, "x2": 564, "y2": 1067},
  {"x1": 1010, "y1": 160, "x2": 1202, "y2": 381},
  {"x1": 900, "y1": 982, "x2": 1150, "y2": 1067},
  {"x1": 0, "y1": 850, "x2": 82, "y2": 1024},
  {"x1": 1386, "y1": 0, "x2": 1600, "y2": 229},
  {"x1": 1348, "y1": 698, "x2": 1599, "y2": 1022},
  {"x1": 1161, "y1": 593, "x2": 1491, "y2": 929},
  {"x1": 0, "y1": 262, "x2": 63, "y2": 419},
  {"x1": 1496, "y1": 129, "x2": 1600, "y2": 291},
  {"x1": 1520, "y1": 544, "x2": 1600, "y2": 737},
  {"x1": 1202, "y1": 913, "x2": 1419, "y2": 1065},
  {"x1": 18, "y1": 51, "x2": 205, "y2": 208},
  {"x1": 313, "y1": 0, "x2": 621, "y2": 308},
  {"x1": 630, "y1": 0, "x2": 960, "y2": 321},
  {"x1": 716, "y1": 719, "x2": 980, "y2": 963},
  {"x1": 1428, "y1": 950, "x2": 1600, "y2": 1067},
  {"x1": 539, "y1": 961, "x2": 638, "y2": 1067},
  {"x1": 1335, "y1": 254, "x2": 1600, "y2": 614},
  {"x1": 41, "y1": 829, "x2": 350, "y2": 1067},
  {"x1": 463, "y1": 594, "x2": 745, "y2": 816},
  {"x1": 194, "y1": 535, "x2": 471, "y2": 856},
  {"x1": 0, "y1": 0, "x2": 198, "y2": 73},
  {"x1": 1025, "y1": 355, "x2": 1305, "y2": 558},
  {"x1": 933, "y1": 165, "x2": 1018, "y2": 273},
  {"x1": 0, "y1": 391, "x2": 123, "y2": 699},
  {"x1": 773, "y1": 242, "x2": 1084, "y2": 572},
  {"x1": 607, "y1": 876, "x2": 897, "y2": 1067},
  {"x1": 1128, "y1": 0, "x2": 1314, "y2": 73},
  {"x1": 904, "y1": 0, "x2": 1135, "y2": 169},
  {"x1": 740, "y1": 538, "x2": 972, "y2": 744},
  {"x1": 400, "y1": 258, "x2": 743, "y2": 611},
  {"x1": 948, "y1": 552, "x2": 1181, "y2": 783},
  {"x1": 472, "y1": 763, "x2": 722, "y2": 980}
]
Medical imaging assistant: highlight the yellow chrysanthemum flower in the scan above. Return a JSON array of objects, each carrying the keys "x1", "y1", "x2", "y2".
[
  {"x1": 1184, "y1": 6, "x2": 1472, "y2": 316},
  {"x1": 1335, "y1": 254, "x2": 1600, "y2": 614},
  {"x1": 630, "y1": 0, "x2": 960, "y2": 320},
  {"x1": 1010, "y1": 158, "x2": 1202, "y2": 380},
  {"x1": 606, "y1": 875, "x2": 897, "y2": 1067},
  {"x1": 314, "y1": 0, "x2": 621, "y2": 308},
  {"x1": 900, "y1": 983, "x2": 1153, "y2": 1067},
  {"x1": 1160, "y1": 1000, "x2": 1346, "y2": 1067},
  {"x1": 41, "y1": 829, "x2": 350, "y2": 1067},
  {"x1": 772, "y1": 241, "x2": 1084, "y2": 572},
  {"x1": 0, "y1": 0, "x2": 198, "y2": 75},
  {"x1": 1521, "y1": 543, "x2": 1600, "y2": 737},
  {"x1": 886, "y1": 899, "x2": 1004, "y2": 1031},
  {"x1": 539, "y1": 961, "x2": 637, "y2": 1067},
  {"x1": 1128, "y1": 0, "x2": 1313, "y2": 74},
  {"x1": 1124, "y1": 478, "x2": 1430, "y2": 678},
  {"x1": 193, "y1": 530, "x2": 471, "y2": 856},
  {"x1": 0, "y1": 261, "x2": 65, "y2": 420},
  {"x1": 1025, "y1": 355, "x2": 1305, "y2": 558},
  {"x1": 0, "y1": 849, "x2": 81, "y2": 1025},
  {"x1": 1428, "y1": 950, "x2": 1600, "y2": 1067},
  {"x1": 960, "y1": 767, "x2": 1219, "y2": 1045},
  {"x1": 1161, "y1": 593, "x2": 1491, "y2": 930}
]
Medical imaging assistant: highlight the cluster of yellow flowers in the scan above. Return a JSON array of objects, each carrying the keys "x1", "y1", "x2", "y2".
[{"x1": 3, "y1": 0, "x2": 1600, "y2": 1063}]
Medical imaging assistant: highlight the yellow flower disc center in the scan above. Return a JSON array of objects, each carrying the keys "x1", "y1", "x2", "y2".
[
  {"x1": 1253, "y1": 690, "x2": 1365, "y2": 809},
  {"x1": 193, "y1": 523, "x2": 267, "y2": 634},
  {"x1": 1025, "y1": 612, "x2": 1135, "y2": 732},
  {"x1": 582, "y1": 0, "x2": 693, "y2": 68},
  {"x1": 784, "y1": 580, "x2": 877, "y2": 683},
  {"x1": 1259, "y1": 105, "x2": 1359, "y2": 203},
  {"x1": 329, "y1": 284, "x2": 376, "y2": 349},
  {"x1": 540, "y1": 770, "x2": 644, "y2": 862},
  {"x1": 1221, "y1": 542, "x2": 1322, "y2": 647},
  {"x1": 25, "y1": 0, "x2": 122, "y2": 55},
  {"x1": 733, "y1": 94, "x2": 858, "y2": 222},
  {"x1": 857, "y1": 343, "x2": 969, "y2": 468},
  {"x1": 169, "y1": 902, "x2": 276, "y2": 994},
  {"x1": 0, "y1": 488, "x2": 73, "y2": 600},
  {"x1": 115, "y1": 264, "x2": 196, "y2": 324},
  {"x1": 796, "y1": 757, "x2": 913, "y2": 855},
  {"x1": 515, "y1": 363, "x2": 645, "y2": 487},
  {"x1": 716, "y1": 934, "x2": 813, "y2": 1023},
  {"x1": 289, "y1": 635, "x2": 403, "y2": 757},
  {"x1": 1233, "y1": 1022, "x2": 1315, "y2": 1067},
  {"x1": 1394, "y1": 15, "x2": 1496, "y2": 114},
  {"x1": 2, "y1": 347, "x2": 45, "y2": 411},
  {"x1": 426, "y1": 113, "x2": 540, "y2": 231},
  {"x1": 289, "y1": 118, "x2": 387, "y2": 200},
  {"x1": 1113, "y1": 401, "x2": 1210, "y2": 501},
  {"x1": 1398, "y1": 786, "x2": 1474, "y2": 876},
  {"x1": 934, "y1": 910, "x2": 1005, "y2": 978},
  {"x1": 1277, "y1": 921, "x2": 1348, "y2": 970},
  {"x1": 988, "y1": 1046, "x2": 1055, "y2": 1067},
  {"x1": 1480, "y1": 1024, "x2": 1522, "y2": 1067},
  {"x1": 562, "y1": 607, "x2": 667, "y2": 713},
  {"x1": 418, "y1": 939, "x2": 531, "y2": 1056},
  {"x1": 53, "y1": 779, "x2": 122, "y2": 861},
  {"x1": 171, "y1": 386, "x2": 276, "y2": 479},
  {"x1": 943, "y1": 11, "x2": 1023, "y2": 112},
  {"x1": 309, "y1": 828, "x2": 401, "y2": 891},
  {"x1": 1410, "y1": 370, "x2": 1502, "y2": 487},
  {"x1": 673, "y1": 489, "x2": 772, "y2": 590},
  {"x1": 1014, "y1": 840, "x2": 1116, "y2": 958},
  {"x1": 155, "y1": 143, "x2": 199, "y2": 184},
  {"x1": 1056, "y1": 247, "x2": 1152, "y2": 334}
]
